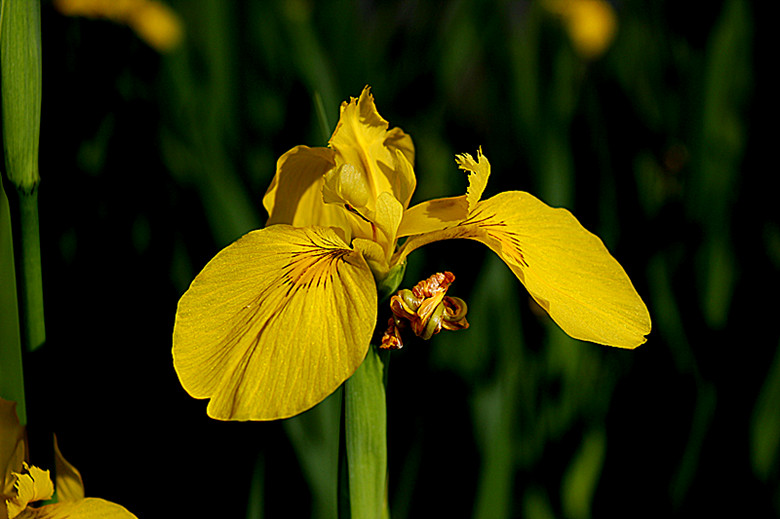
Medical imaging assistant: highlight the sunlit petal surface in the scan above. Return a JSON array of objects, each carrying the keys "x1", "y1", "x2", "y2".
[
  {"x1": 402, "y1": 191, "x2": 650, "y2": 348},
  {"x1": 173, "y1": 225, "x2": 377, "y2": 420},
  {"x1": 397, "y1": 196, "x2": 468, "y2": 238},
  {"x1": 263, "y1": 145, "x2": 346, "y2": 230}
]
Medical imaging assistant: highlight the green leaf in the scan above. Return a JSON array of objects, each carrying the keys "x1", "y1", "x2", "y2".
[
  {"x1": 561, "y1": 427, "x2": 606, "y2": 519},
  {"x1": 751, "y1": 341, "x2": 780, "y2": 480}
]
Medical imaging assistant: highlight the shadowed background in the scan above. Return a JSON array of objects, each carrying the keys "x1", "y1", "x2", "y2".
[{"x1": 5, "y1": 0, "x2": 776, "y2": 517}]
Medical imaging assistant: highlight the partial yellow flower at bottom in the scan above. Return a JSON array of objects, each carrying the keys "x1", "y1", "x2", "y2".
[
  {"x1": 173, "y1": 86, "x2": 651, "y2": 422},
  {"x1": 0, "y1": 399, "x2": 137, "y2": 519}
]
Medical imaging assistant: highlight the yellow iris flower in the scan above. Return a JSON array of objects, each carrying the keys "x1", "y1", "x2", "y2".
[
  {"x1": 1, "y1": 399, "x2": 136, "y2": 519},
  {"x1": 172, "y1": 86, "x2": 650, "y2": 421}
]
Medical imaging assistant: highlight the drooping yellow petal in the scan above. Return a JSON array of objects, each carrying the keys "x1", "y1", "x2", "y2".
[
  {"x1": 6, "y1": 464, "x2": 54, "y2": 519},
  {"x1": 398, "y1": 191, "x2": 650, "y2": 348},
  {"x1": 53, "y1": 437, "x2": 84, "y2": 503},
  {"x1": 328, "y1": 86, "x2": 416, "y2": 208},
  {"x1": 173, "y1": 225, "x2": 377, "y2": 420},
  {"x1": 25, "y1": 498, "x2": 137, "y2": 518},
  {"x1": 263, "y1": 145, "x2": 351, "y2": 234}
]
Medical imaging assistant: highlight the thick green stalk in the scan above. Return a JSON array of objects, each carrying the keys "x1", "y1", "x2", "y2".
[
  {"x1": 1, "y1": 0, "x2": 45, "y2": 352},
  {"x1": 339, "y1": 346, "x2": 390, "y2": 519},
  {"x1": 0, "y1": 178, "x2": 26, "y2": 424},
  {"x1": 16, "y1": 189, "x2": 45, "y2": 351}
]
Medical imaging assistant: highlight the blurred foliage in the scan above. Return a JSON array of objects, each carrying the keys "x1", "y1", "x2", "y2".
[{"x1": 2, "y1": 0, "x2": 775, "y2": 517}]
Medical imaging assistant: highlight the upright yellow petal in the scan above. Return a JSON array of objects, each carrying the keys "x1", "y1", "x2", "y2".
[
  {"x1": 263, "y1": 145, "x2": 350, "y2": 233},
  {"x1": 389, "y1": 148, "x2": 416, "y2": 210},
  {"x1": 368, "y1": 192, "x2": 404, "y2": 263},
  {"x1": 455, "y1": 148, "x2": 490, "y2": 211},
  {"x1": 399, "y1": 192, "x2": 650, "y2": 348},
  {"x1": 322, "y1": 163, "x2": 372, "y2": 210},
  {"x1": 53, "y1": 438, "x2": 84, "y2": 503},
  {"x1": 173, "y1": 225, "x2": 377, "y2": 420},
  {"x1": 384, "y1": 128, "x2": 415, "y2": 177},
  {"x1": 329, "y1": 87, "x2": 415, "y2": 207},
  {"x1": 321, "y1": 165, "x2": 404, "y2": 258}
]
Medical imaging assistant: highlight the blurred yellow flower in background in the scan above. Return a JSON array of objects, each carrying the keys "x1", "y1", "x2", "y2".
[
  {"x1": 544, "y1": 0, "x2": 617, "y2": 59},
  {"x1": 172, "y1": 87, "x2": 650, "y2": 421},
  {"x1": 54, "y1": 0, "x2": 183, "y2": 52}
]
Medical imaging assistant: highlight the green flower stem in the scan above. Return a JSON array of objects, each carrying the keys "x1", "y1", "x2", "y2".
[
  {"x1": 16, "y1": 188, "x2": 45, "y2": 351},
  {"x1": 1, "y1": 0, "x2": 45, "y2": 352},
  {"x1": 339, "y1": 346, "x2": 390, "y2": 519}
]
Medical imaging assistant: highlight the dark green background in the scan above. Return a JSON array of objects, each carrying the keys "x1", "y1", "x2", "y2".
[{"x1": 4, "y1": 0, "x2": 777, "y2": 517}]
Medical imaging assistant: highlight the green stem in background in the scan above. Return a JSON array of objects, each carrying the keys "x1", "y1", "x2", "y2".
[
  {"x1": 339, "y1": 346, "x2": 390, "y2": 519},
  {"x1": 0, "y1": 178, "x2": 26, "y2": 425},
  {"x1": 15, "y1": 188, "x2": 45, "y2": 351},
  {"x1": 313, "y1": 91, "x2": 333, "y2": 145},
  {"x1": 1, "y1": 0, "x2": 45, "y2": 352}
]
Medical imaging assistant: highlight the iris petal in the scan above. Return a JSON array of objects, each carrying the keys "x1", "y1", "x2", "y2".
[
  {"x1": 396, "y1": 148, "x2": 490, "y2": 238},
  {"x1": 7, "y1": 464, "x2": 54, "y2": 518},
  {"x1": 173, "y1": 225, "x2": 377, "y2": 420},
  {"x1": 263, "y1": 145, "x2": 350, "y2": 232},
  {"x1": 397, "y1": 196, "x2": 468, "y2": 238},
  {"x1": 399, "y1": 192, "x2": 650, "y2": 348},
  {"x1": 329, "y1": 87, "x2": 415, "y2": 208},
  {"x1": 455, "y1": 148, "x2": 491, "y2": 211},
  {"x1": 53, "y1": 437, "x2": 85, "y2": 502}
]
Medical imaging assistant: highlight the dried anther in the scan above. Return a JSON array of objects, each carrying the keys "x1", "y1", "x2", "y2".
[{"x1": 380, "y1": 272, "x2": 469, "y2": 349}]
